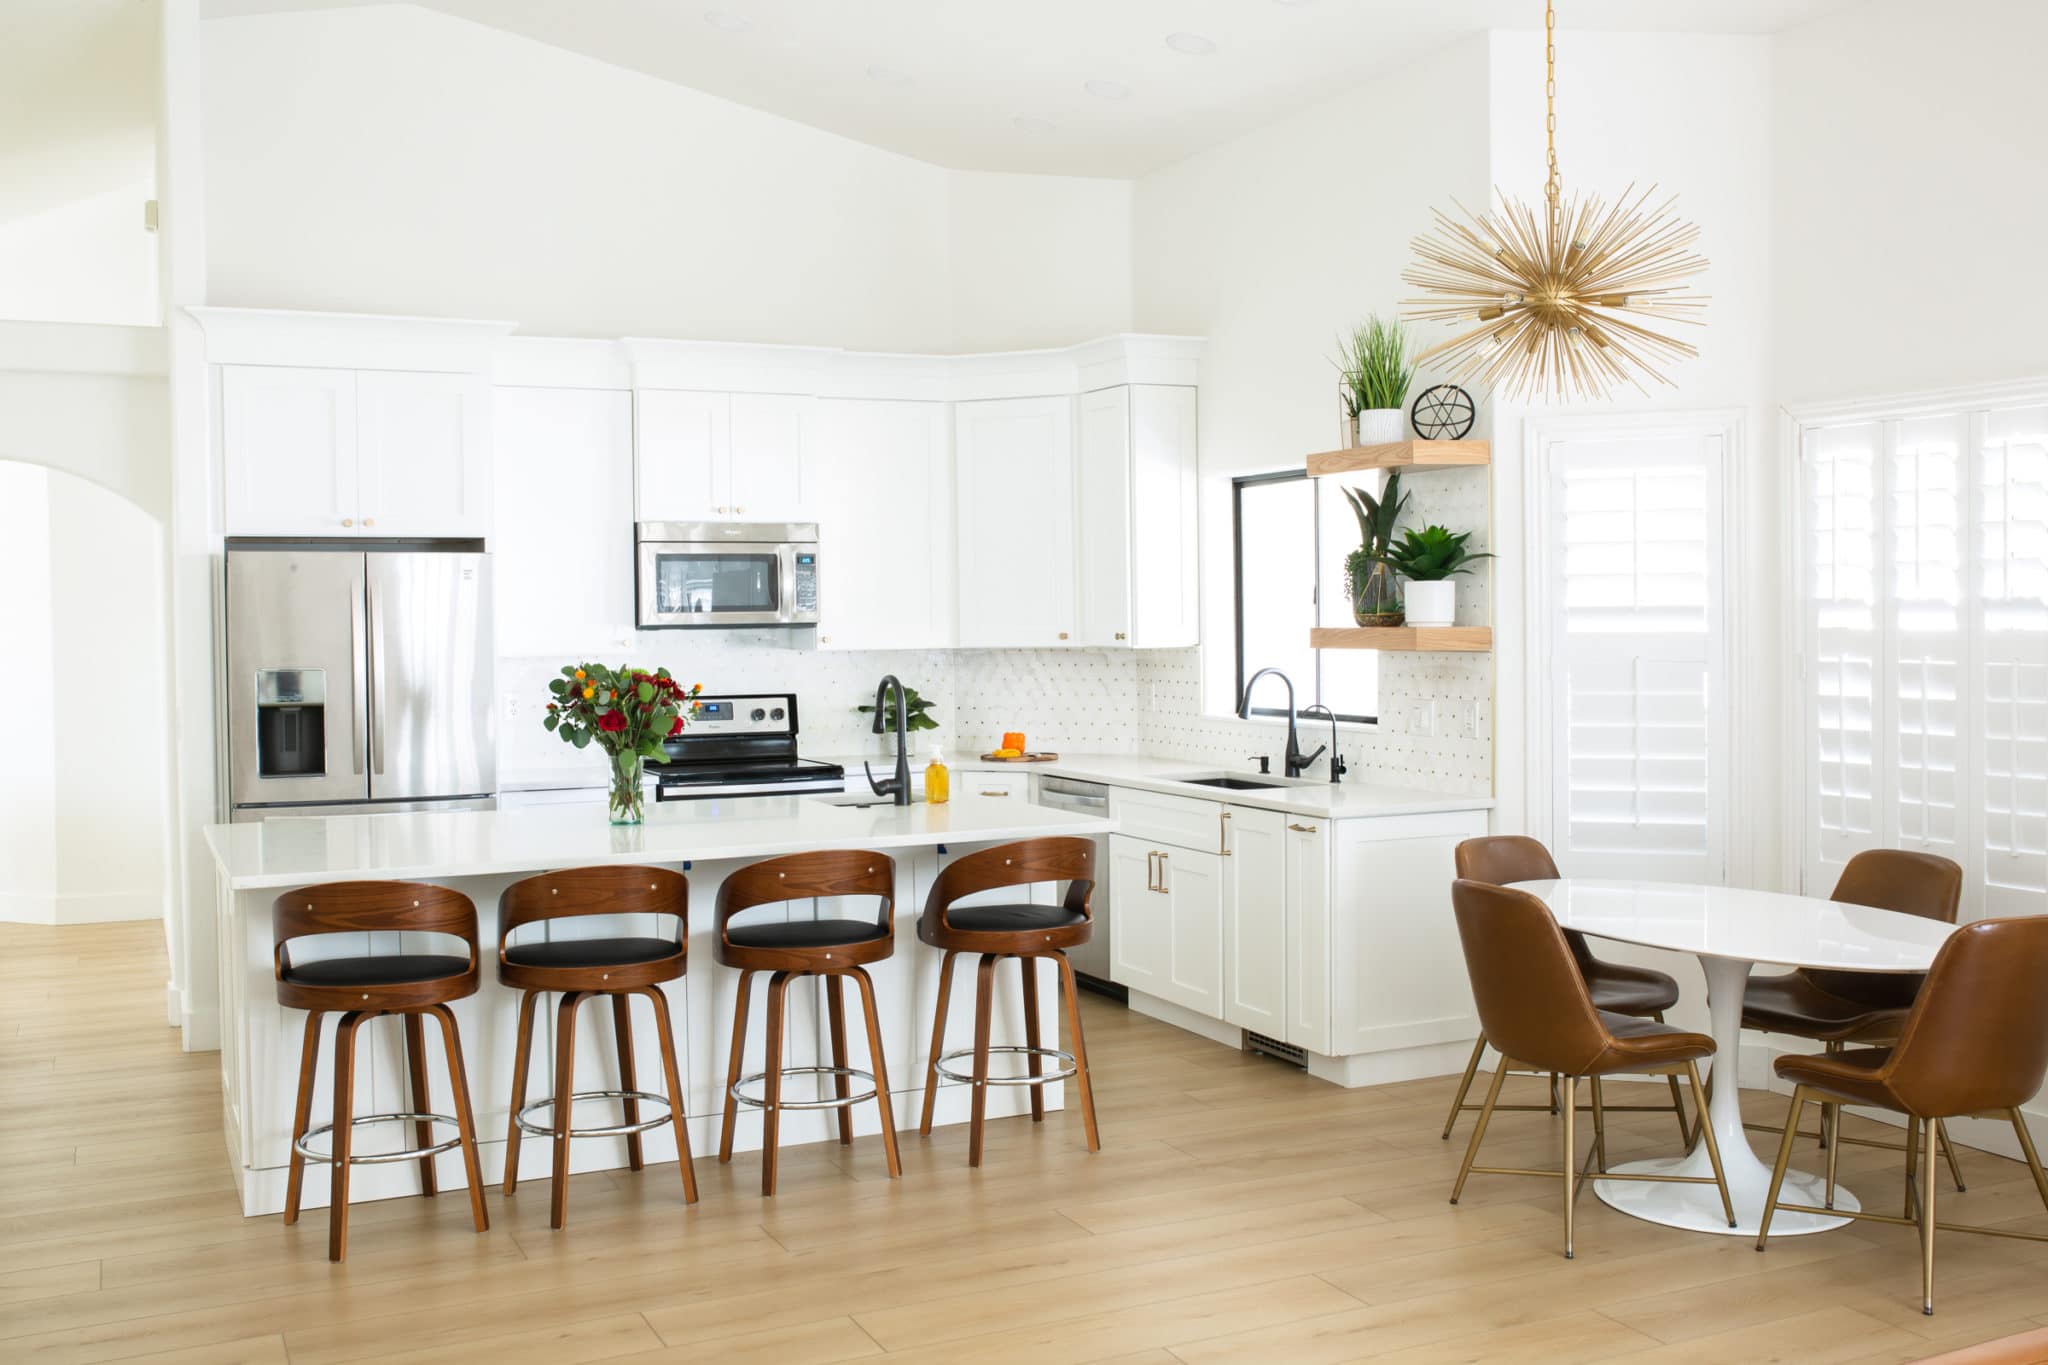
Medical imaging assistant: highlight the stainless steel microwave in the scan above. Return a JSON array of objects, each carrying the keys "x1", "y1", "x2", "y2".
[{"x1": 635, "y1": 522, "x2": 819, "y2": 628}]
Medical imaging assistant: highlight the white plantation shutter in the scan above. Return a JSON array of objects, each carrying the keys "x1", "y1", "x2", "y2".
[
  {"x1": 1544, "y1": 431, "x2": 1728, "y2": 882},
  {"x1": 1798, "y1": 392, "x2": 2048, "y2": 919}
]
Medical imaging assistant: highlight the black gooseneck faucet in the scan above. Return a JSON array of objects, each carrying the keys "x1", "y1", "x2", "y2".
[
  {"x1": 864, "y1": 674, "x2": 913, "y2": 805},
  {"x1": 1300, "y1": 703, "x2": 1347, "y2": 784},
  {"x1": 1237, "y1": 667, "x2": 1327, "y2": 780}
]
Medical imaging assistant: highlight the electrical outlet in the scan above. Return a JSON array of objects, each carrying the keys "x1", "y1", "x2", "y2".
[{"x1": 504, "y1": 694, "x2": 521, "y2": 721}]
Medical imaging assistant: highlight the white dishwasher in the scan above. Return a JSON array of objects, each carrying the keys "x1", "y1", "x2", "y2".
[{"x1": 1036, "y1": 775, "x2": 1115, "y2": 987}]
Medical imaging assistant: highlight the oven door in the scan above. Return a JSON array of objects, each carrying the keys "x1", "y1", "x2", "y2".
[{"x1": 636, "y1": 536, "x2": 813, "y2": 628}]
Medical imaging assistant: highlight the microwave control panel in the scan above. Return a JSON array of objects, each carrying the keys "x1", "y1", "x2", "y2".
[{"x1": 793, "y1": 552, "x2": 819, "y2": 614}]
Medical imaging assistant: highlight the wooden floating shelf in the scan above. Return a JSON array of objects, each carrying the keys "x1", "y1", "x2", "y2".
[
  {"x1": 1310, "y1": 626, "x2": 1493, "y2": 653},
  {"x1": 1306, "y1": 439, "x2": 1490, "y2": 476}
]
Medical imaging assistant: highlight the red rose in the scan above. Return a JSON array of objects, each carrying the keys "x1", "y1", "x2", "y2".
[
  {"x1": 668, "y1": 715, "x2": 685, "y2": 736},
  {"x1": 597, "y1": 710, "x2": 626, "y2": 733}
]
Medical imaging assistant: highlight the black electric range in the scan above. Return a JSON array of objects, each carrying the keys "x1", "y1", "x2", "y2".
[{"x1": 646, "y1": 693, "x2": 846, "y2": 801}]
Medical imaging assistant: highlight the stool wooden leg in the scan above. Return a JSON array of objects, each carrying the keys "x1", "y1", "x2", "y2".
[
  {"x1": 1021, "y1": 957, "x2": 1044, "y2": 1123},
  {"x1": 826, "y1": 975, "x2": 853, "y2": 1146},
  {"x1": 503, "y1": 989, "x2": 539, "y2": 1195},
  {"x1": 762, "y1": 971, "x2": 791, "y2": 1196},
  {"x1": 283, "y1": 1010, "x2": 323, "y2": 1226},
  {"x1": 612, "y1": 993, "x2": 644, "y2": 1172},
  {"x1": 968, "y1": 953, "x2": 998, "y2": 1168},
  {"x1": 427, "y1": 1004, "x2": 489, "y2": 1234},
  {"x1": 639, "y1": 984, "x2": 698, "y2": 1205},
  {"x1": 1056, "y1": 952, "x2": 1100, "y2": 1153},
  {"x1": 919, "y1": 950, "x2": 959, "y2": 1137},
  {"x1": 403, "y1": 1013, "x2": 438, "y2": 1198},
  {"x1": 328, "y1": 1010, "x2": 368, "y2": 1263},
  {"x1": 719, "y1": 970, "x2": 755, "y2": 1164},
  {"x1": 550, "y1": 990, "x2": 585, "y2": 1230},
  {"x1": 852, "y1": 967, "x2": 901, "y2": 1179}
]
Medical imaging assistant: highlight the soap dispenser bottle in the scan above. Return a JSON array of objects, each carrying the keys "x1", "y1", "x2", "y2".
[{"x1": 924, "y1": 746, "x2": 950, "y2": 805}]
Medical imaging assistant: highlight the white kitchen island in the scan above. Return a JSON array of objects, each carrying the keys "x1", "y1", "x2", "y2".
[{"x1": 204, "y1": 792, "x2": 1114, "y2": 1216}]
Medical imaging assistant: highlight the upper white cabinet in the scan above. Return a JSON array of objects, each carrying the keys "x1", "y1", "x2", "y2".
[
  {"x1": 219, "y1": 365, "x2": 488, "y2": 538},
  {"x1": 809, "y1": 399, "x2": 954, "y2": 651},
  {"x1": 1077, "y1": 385, "x2": 1200, "y2": 648},
  {"x1": 635, "y1": 389, "x2": 810, "y2": 523},
  {"x1": 954, "y1": 395, "x2": 1076, "y2": 648},
  {"x1": 492, "y1": 386, "x2": 635, "y2": 656}
]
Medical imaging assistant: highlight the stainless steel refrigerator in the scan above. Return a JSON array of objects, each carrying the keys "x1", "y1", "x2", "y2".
[{"x1": 226, "y1": 548, "x2": 495, "y2": 821}]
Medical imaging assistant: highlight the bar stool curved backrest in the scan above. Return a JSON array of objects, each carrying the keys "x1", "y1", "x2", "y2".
[
  {"x1": 918, "y1": 836, "x2": 1096, "y2": 944},
  {"x1": 274, "y1": 879, "x2": 480, "y2": 1008},
  {"x1": 494, "y1": 865, "x2": 694, "y2": 1229},
  {"x1": 716, "y1": 849, "x2": 895, "y2": 966},
  {"x1": 1805, "y1": 849, "x2": 1963, "y2": 1009}
]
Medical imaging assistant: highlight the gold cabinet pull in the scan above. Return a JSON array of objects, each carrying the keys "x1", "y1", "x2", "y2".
[
  {"x1": 1288, "y1": 823, "x2": 1318, "y2": 834},
  {"x1": 1219, "y1": 809, "x2": 1233, "y2": 856},
  {"x1": 1145, "y1": 849, "x2": 1159, "y2": 892},
  {"x1": 1156, "y1": 851, "x2": 1169, "y2": 892}
]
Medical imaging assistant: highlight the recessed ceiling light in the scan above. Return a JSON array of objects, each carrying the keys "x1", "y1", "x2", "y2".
[
  {"x1": 1165, "y1": 32, "x2": 1217, "y2": 56},
  {"x1": 703, "y1": 10, "x2": 750, "y2": 32},
  {"x1": 1084, "y1": 79, "x2": 1132, "y2": 100},
  {"x1": 866, "y1": 64, "x2": 912, "y2": 86},
  {"x1": 1013, "y1": 115, "x2": 1056, "y2": 133}
]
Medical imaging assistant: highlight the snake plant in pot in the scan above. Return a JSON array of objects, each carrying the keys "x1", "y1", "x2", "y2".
[
  {"x1": 1383, "y1": 524, "x2": 1493, "y2": 628},
  {"x1": 1341, "y1": 472, "x2": 1409, "y2": 627}
]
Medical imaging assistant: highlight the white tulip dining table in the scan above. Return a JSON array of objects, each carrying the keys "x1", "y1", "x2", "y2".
[{"x1": 1509, "y1": 877, "x2": 1957, "y2": 1237}]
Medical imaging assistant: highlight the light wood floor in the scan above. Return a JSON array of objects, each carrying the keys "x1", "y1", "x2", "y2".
[{"x1": 5, "y1": 922, "x2": 2047, "y2": 1364}]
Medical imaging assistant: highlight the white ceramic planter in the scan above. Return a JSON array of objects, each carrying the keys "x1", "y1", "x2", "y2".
[
  {"x1": 1403, "y1": 579, "x2": 1456, "y2": 628},
  {"x1": 1356, "y1": 408, "x2": 1407, "y2": 445}
]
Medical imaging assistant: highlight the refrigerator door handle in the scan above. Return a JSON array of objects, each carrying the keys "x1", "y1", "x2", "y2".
[
  {"x1": 349, "y1": 584, "x2": 368, "y2": 776},
  {"x1": 368, "y1": 579, "x2": 387, "y2": 777}
]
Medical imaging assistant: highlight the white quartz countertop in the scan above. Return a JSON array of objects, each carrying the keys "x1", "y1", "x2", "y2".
[{"x1": 204, "y1": 792, "x2": 1114, "y2": 892}]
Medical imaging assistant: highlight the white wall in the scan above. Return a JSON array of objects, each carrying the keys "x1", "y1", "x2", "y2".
[
  {"x1": 0, "y1": 465, "x2": 59, "y2": 923},
  {"x1": 201, "y1": 4, "x2": 1132, "y2": 353},
  {"x1": 1772, "y1": 0, "x2": 2048, "y2": 402}
]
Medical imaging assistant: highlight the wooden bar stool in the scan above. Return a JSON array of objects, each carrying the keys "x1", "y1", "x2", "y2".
[
  {"x1": 498, "y1": 866, "x2": 697, "y2": 1229},
  {"x1": 916, "y1": 837, "x2": 1101, "y2": 1168},
  {"x1": 716, "y1": 850, "x2": 901, "y2": 1196},
  {"x1": 275, "y1": 880, "x2": 490, "y2": 1262}
]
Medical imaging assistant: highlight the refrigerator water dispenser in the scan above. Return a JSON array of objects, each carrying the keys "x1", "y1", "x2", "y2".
[{"x1": 255, "y1": 669, "x2": 328, "y2": 778}]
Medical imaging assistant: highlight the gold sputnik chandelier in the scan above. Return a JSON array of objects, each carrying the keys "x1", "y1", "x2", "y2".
[{"x1": 1402, "y1": 0, "x2": 1708, "y2": 401}]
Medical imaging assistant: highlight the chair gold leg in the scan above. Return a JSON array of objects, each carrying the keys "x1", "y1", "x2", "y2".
[
  {"x1": 1561, "y1": 1075, "x2": 1578, "y2": 1260},
  {"x1": 1919, "y1": 1116, "x2": 1938, "y2": 1315},
  {"x1": 1652, "y1": 1014, "x2": 1691, "y2": 1146},
  {"x1": 1450, "y1": 1062, "x2": 1509, "y2": 1205},
  {"x1": 1825, "y1": 1101, "x2": 1842, "y2": 1209},
  {"x1": 2012, "y1": 1109, "x2": 2048, "y2": 1215},
  {"x1": 1936, "y1": 1119, "x2": 1966, "y2": 1193},
  {"x1": 1440, "y1": 1035, "x2": 1488, "y2": 1140},
  {"x1": 1687, "y1": 1062, "x2": 1735, "y2": 1229},
  {"x1": 1756, "y1": 1085, "x2": 1808, "y2": 1251},
  {"x1": 1589, "y1": 1076, "x2": 1608, "y2": 1173}
]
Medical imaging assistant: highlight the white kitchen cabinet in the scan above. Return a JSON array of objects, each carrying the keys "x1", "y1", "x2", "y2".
[
  {"x1": 1077, "y1": 385, "x2": 1200, "y2": 648},
  {"x1": 221, "y1": 365, "x2": 358, "y2": 536},
  {"x1": 1221, "y1": 805, "x2": 1287, "y2": 1035},
  {"x1": 808, "y1": 399, "x2": 954, "y2": 651},
  {"x1": 356, "y1": 370, "x2": 490, "y2": 537},
  {"x1": 635, "y1": 389, "x2": 811, "y2": 522},
  {"x1": 1283, "y1": 816, "x2": 1332, "y2": 1055},
  {"x1": 1108, "y1": 835, "x2": 1170, "y2": 999},
  {"x1": 1107, "y1": 828, "x2": 1224, "y2": 1020},
  {"x1": 221, "y1": 364, "x2": 488, "y2": 538},
  {"x1": 492, "y1": 386, "x2": 636, "y2": 656},
  {"x1": 954, "y1": 395, "x2": 1075, "y2": 648}
]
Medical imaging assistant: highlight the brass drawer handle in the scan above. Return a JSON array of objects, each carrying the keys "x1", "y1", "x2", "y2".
[
  {"x1": 1219, "y1": 810, "x2": 1232, "y2": 856},
  {"x1": 978, "y1": 789, "x2": 1010, "y2": 798},
  {"x1": 1155, "y1": 851, "x2": 1169, "y2": 893},
  {"x1": 1288, "y1": 823, "x2": 1317, "y2": 834}
]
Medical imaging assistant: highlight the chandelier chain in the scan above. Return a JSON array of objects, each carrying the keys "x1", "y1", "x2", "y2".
[{"x1": 1544, "y1": 0, "x2": 1560, "y2": 237}]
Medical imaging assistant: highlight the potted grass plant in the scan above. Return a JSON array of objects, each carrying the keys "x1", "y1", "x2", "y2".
[
  {"x1": 1341, "y1": 471, "x2": 1408, "y2": 627},
  {"x1": 1383, "y1": 524, "x2": 1493, "y2": 628},
  {"x1": 1336, "y1": 315, "x2": 1415, "y2": 446}
]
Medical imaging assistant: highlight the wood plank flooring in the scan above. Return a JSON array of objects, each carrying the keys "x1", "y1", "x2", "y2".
[{"x1": 5, "y1": 921, "x2": 2046, "y2": 1363}]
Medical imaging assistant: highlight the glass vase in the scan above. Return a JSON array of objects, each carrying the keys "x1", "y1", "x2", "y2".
[
  {"x1": 1351, "y1": 558, "x2": 1406, "y2": 628},
  {"x1": 608, "y1": 751, "x2": 645, "y2": 825}
]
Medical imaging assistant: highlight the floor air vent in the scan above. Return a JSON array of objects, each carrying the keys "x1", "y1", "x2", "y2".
[{"x1": 1243, "y1": 1031, "x2": 1306, "y2": 1068}]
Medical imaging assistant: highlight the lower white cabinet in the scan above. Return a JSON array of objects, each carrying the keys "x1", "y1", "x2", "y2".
[
  {"x1": 1283, "y1": 816, "x2": 1332, "y2": 1055},
  {"x1": 1221, "y1": 805, "x2": 1287, "y2": 1035},
  {"x1": 1108, "y1": 831, "x2": 1224, "y2": 1019}
]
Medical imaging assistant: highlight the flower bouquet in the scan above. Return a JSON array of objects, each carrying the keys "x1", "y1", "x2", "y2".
[{"x1": 545, "y1": 664, "x2": 702, "y2": 824}]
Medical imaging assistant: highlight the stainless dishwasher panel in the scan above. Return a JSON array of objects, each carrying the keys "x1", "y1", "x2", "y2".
[{"x1": 1037, "y1": 776, "x2": 1113, "y2": 980}]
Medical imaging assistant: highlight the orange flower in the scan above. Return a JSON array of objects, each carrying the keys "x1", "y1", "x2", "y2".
[
  {"x1": 582, "y1": 686, "x2": 594, "y2": 699},
  {"x1": 573, "y1": 668, "x2": 586, "y2": 681}
]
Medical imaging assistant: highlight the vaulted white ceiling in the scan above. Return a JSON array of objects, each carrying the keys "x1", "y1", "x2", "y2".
[{"x1": 204, "y1": 0, "x2": 1863, "y2": 177}]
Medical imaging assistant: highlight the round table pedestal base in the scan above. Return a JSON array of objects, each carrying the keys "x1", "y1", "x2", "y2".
[{"x1": 1595, "y1": 1147, "x2": 1858, "y2": 1236}]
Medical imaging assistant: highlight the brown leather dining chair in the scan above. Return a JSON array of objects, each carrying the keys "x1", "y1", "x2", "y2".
[
  {"x1": 1758, "y1": 915, "x2": 2048, "y2": 1316},
  {"x1": 1448, "y1": 879, "x2": 1734, "y2": 1258},
  {"x1": 1738, "y1": 849, "x2": 1966, "y2": 1188},
  {"x1": 1446, "y1": 836, "x2": 1691, "y2": 1144}
]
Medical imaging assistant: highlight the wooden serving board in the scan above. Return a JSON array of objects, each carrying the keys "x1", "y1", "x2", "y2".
[{"x1": 979, "y1": 751, "x2": 1060, "y2": 763}]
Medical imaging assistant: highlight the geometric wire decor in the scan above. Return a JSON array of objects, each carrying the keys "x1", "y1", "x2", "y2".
[{"x1": 1402, "y1": 0, "x2": 1708, "y2": 402}]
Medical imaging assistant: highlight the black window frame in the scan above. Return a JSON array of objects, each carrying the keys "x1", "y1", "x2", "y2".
[{"x1": 1231, "y1": 469, "x2": 1376, "y2": 726}]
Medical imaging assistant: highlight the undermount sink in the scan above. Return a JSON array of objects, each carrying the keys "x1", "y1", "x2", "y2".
[{"x1": 1179, "y1": 776, "x2": 1286, "y2": 790}]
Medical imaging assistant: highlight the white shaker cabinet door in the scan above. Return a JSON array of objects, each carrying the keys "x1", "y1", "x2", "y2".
[
  {"x1": 356, "y1": 370, "x2": 490, "y2": 537},
  {"x1": 221, "y1": 365, "x2": 358, "y2": 536},
  {"x1": 1221, "y1": 805, "x2": 1287, "y2": 1035},
  {"x1": 1108, "y1": 835, "x2": 1171, "y2": 998},
  {"x1": 1076, "y1": 386, "x2": 1133, "y2": 647},
  {"x1": 635, "y1": 389, "x2": 729, "y2": 521},
  {"x1": 954, "y1": 395, "x2": 1075, "y2": 648},
  {"x1": 810, "y1": 399, "x2": 954, "y2": 651},
  {"x1": 492, "y1": 386, "x2": 636, "y2": 656},
  {"x1": 726, "y1": 392, "x2": 810, "y2": 522},
  {"x1": 1160, "y1": 845, "x2": 1225, "y2": 1018},
  {"x1": 1128, "y1": 384, "x2": 1200, "y2": 648},
  {"x1": 1283, "y1": 816, "x2": 1332, "y2": 1054}
]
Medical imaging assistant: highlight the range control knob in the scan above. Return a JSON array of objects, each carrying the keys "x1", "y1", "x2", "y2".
[
  {"x1": 770, "y1": 707, "x2": 785, "y2": 721},
  {"x1": 750, "y1": 707, "x2": 767, "y2": 722}
]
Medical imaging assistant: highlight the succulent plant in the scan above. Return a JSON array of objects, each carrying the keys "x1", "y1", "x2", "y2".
[{"x1": 1383, "y1": 524, "x2": 1493, "y2": 582}]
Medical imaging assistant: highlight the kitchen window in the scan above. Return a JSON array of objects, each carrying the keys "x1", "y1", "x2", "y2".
[{"x1": 1232, "y1": 471, "x2": 1377, "y2": 724}]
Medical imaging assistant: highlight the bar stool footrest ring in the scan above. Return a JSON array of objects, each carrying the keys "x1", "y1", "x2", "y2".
[
  {"x1": 515, "y1": 1090, "x2": 676, "y2": 1138},
  {"x1": 729, "y1": 1066, "x2": 877, "y2": 1112},
  {"x1": 934, "y1": 1045, "x2": 1076, "y2": 1087},
  {"x1": 295, "y1": 1111, "x2": 465, "y2": 1165}
]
